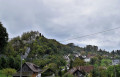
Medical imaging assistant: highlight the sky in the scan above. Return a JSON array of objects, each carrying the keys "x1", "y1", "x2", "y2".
[{"x1": 0, "y1": 0, "x2": 120, "y2": 51}]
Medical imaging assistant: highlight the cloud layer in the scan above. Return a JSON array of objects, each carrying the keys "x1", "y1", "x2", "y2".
[{"x1": 0, "y1": 0, "x2": 120, "y2": 51}]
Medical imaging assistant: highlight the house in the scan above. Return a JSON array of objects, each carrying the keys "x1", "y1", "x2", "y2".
[
  {"x1": 68, "y1": 66, "x2": 94, "y2": 77},
  {"x1": 64, "y1": 54, "x2": 71, "y2": 70},
  {"x1": 103, "y1": 55, "x2": 108, "y2": 57},
  {"x1": 13, "y1": 62, "x2": 42, "y2": 77},
  {"x1": 84, "y1": 58, "x2": 90, "y2": 62},
  {"x1": 41, "y1": 68, "x2": 55, "y2": 77},
  {"x1": 68, "y1": 68, "x2": 85, "y2": 77},
  {"x1": 112, "y1": 59, "x2": 120, "y2": 65},
  {"x1": 87, "y1": 54, "x2": 96, "y2": 58},
  {"x1": 79, "y1": 56, "x2": 85, "y2": 60},
  {"x1": 64, "y1": 55, "x2": 70, "y2": 63},
  {"x1": 73, "y1": 52, "x2": 81, "y2": 58}
]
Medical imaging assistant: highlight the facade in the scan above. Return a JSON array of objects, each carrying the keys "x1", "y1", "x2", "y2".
[
  {"x1": 84, "y1": 58, "x2": 90, "y2": 62},
  {"x1": 13, "y1": 62, "x2": 42, "y2": 77},
  {"x1": 41, "y1": 68, "x2": 55, "y2": 77},
  {"x1": 68, "y1": 66, "x2": 94, "y2": 77},
  {"x1": 73, "y1": 69, "x2": 85, "y2": 77},
  {"x1": 112, "y1": 59, "x2": 120, "y2": 65}
]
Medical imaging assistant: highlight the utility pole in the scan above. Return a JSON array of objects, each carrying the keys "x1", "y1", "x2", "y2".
[
  {"x1": 113, "y1": 51, "x2": 116, "y2": 77},
  {"x1": 20, "y1": 53, "x2": 22, "y2": 77}
]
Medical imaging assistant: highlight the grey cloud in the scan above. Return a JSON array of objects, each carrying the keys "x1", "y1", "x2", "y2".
[{"x1": 0, "y1": 0, "x2": 120, "y2": 51}]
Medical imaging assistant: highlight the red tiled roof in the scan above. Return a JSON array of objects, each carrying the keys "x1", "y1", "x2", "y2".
[
  {"x1": 68, "y1": 66, "x2": 94, "y2": 74},
  {"x1": 77, "y1": 66, "x2": 94, "y2": 73}
]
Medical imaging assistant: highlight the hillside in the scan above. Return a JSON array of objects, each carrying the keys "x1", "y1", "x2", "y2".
[
  {"x1": 1, "y1": 31, "x2": 119, "y2": 69},
  {"x1": 1, "y1": 31, "x2": 120, "y2": 77},
  {"x1": 1, "y1": 31, "x2": 85, "y2": 68}
]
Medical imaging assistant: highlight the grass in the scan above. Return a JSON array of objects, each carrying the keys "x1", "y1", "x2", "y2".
[
  {"x1": 0, "y1": 73, "x2": 10, "y2": 77},
  {"x1": 0, "y1": 70, "x2": 12, "y2": 77},
  {"x1": 0, "y1": 73, "x2": 12, "y2": 77}
]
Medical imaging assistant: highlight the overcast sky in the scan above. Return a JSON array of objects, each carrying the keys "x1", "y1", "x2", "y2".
[{"x1": 0, "y1": 0, "x2": 120, "y2": 51}]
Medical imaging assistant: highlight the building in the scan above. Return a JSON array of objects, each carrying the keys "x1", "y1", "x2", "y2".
[
  {"x1": 68, "y1": 66, "x2": 94, "y2": 77},
  {"x1": 64, "y1": 55, "x2": 70, "y2": 63},
  {"x1": 84, "y1": 58, "x2": 90, "y2": 62},
  {"x1": 112, "y1": 59, "x2": 120, "y2": 65},
  {"x1": 73, "y1": 52, "x2": 81, "y2": 58},
  {"x1": 13, "y1": 62, "x2": 42, "y2": 77},
  {"x1": 41, "y1": 68, "x2": 55, "y2": 77},
  {"x1": 68, "y1": 68, "x2": 85, "y2": 77},
  {"x1": 22, "y1": 47, "x2": 31, "y2": 59},
  {"x1": 87, "y1": 54, "x2": 96, "y2": 58}
]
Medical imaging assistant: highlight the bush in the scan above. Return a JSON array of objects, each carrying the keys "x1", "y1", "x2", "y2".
[
  {"x1": 1, "y1": 68, "x2": 16, "y2": 77},
  {"x1": 63, "y1": 73, "x2": 74, "y2": 77}
]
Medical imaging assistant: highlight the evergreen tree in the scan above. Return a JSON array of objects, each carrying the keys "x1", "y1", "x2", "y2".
[{"x1": 0, "y1": 22, "x2": 8, "y2": 53}]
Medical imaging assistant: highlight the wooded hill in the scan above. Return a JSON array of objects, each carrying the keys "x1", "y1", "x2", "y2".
[{"x1": 1, "y1": 31, "x2": 118, "y2": 69}]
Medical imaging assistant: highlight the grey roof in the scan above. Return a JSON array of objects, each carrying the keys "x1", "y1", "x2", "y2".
[
  {"x1": 13, "y1": 72, "x2": 32, "y2": 76},
  {"x1": 25, "y1": 62, "x2": 42, "y2": 72},
  {"x1": 22, "y1": 47, "x2": 31, "y2": 59}
]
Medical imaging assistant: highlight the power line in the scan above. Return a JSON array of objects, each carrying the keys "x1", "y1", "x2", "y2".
[{"x1": 60, "y1": 26, "x2": 120, "y2": 42}]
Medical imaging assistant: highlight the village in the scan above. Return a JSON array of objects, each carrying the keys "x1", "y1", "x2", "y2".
[
  {"x1": 13, "y1": 51, "x2": 120, "y2": 77},
  {"x1": 0, "y1": 0, "x2": 120, "y2": 77},
  {"x1": 0, "y1": 31, "x2": 120, "y2": 77}
]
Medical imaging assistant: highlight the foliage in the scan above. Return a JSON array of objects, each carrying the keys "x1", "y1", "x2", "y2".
[
  {"x1": 69, "y1": 59, "x2": 73, "y2": 69},
  {"x1": 0, "y1": 55, "x2": 21, "y2": 70},
  {"x1": 85, "y1": 45, "x2": 98, "y2": 52},
  {"x1": 73, "y1": 58, "x2": 85, "y2": 67},
  {"x1": 4, "y1": 42, "x2": 16, "y2": 56},
  {"x1": 63, "y1": 73, "x2": 74, "y2": 77},
  {"x1": 47, "y1": 63, "x2": 58, "y2": 72},
  {"x1": 1, "y1": 68, "x2": 16, "y2": 77},
  {"x1": 0, "y1": 22, "x2": 8, "y2": 53},
  {"x1": 101, "y1": 59, "x2": 112, "y2": 67},
  {"x1": 33, "y1": 55, "x2": 66, "y2": 68},
  {"x1": 1, "y1": 29, "x2": 119, "y2": 77},
  {"x1": 107, "y1": 65, "x2": 120, "y2": 77},
  {"x1": 58, "y1": 67, "x2": 62, "y2": 77}
]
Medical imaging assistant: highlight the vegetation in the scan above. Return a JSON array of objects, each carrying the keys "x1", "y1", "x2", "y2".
[
  {"x1": 0, "y1": 22, "x2": 8, "y2": 53},
  {"x1": 0, "y1": 22, "x2": 120, "y2": 77},
  {"x1": 101, "y1": 59, "x2": 112, "y2": 67},
  {"x1": 63, "y1": 73, "x2": 74, "y2": 77},
  {"x1": 0, "y1": 68, "x2": 16, "y2": 77},
  {"x1": 73, "y1": 58, "x2": 85, "y2": 67}
]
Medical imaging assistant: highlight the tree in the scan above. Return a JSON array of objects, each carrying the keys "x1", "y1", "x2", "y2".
[
  {"x1": 5, "y1": 42, "x2": 16, "y2": 56},
  {"x1": 8, "y1": 56, "x2": 15, "y2": 68},
  {"x1": 70, "y1": 59, "x2": 73, "y2": 69},
  {"x1": 2, "y1": 68, "x2": 16, "y2": 77},
  {"x1": 48, "y1": 63, "x2": 57, "y2": 72},
  {"x1": 14, "y1": 55, "x2": 21, "y2": 69},
  {"x1": 58, "y1": 67, "x2": 62, "y2": 77},
  {"x1": 90, "y1": 58, "x2": 97, "y2": 65},
  {"x1": 85, "y1": 45, "x2": 93, "y2": 52},
  {"x1": 63, "y1": 73, "x2": 74, "y2": 77},
  {"x1": 0, "y1": 22, "x2": 8, "y2": 53},
  {"x1": 107, "y1": 65, "x2": 120, "y2": 77},
  {"x1": 0, "y1": 57, "x2": 7, "y2": 69},
  {"x1": 91, "y1": 68, "x2": 98, "y2": 77},
  {"x1": 73, "y1": 58, "x2": 85, "y2": 67}
]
